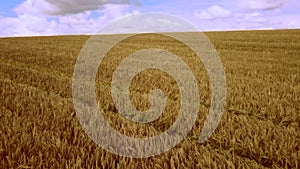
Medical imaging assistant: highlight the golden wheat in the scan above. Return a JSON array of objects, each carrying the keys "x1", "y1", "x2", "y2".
[{"x1": 0, "y1": 30, "x2": 299, "y2": 168}]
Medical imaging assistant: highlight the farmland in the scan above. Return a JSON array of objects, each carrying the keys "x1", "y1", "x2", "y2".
[{"x1": 0, "y1": 29, "x2": 299, "y2": 168}]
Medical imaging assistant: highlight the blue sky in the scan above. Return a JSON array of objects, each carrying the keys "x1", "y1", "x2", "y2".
[{"x1": 0, "y1": 0, "x2": 299, "y2": 37}]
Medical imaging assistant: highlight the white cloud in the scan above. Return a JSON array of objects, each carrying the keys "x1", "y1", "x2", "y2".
[
  {"x1": 194, "y1": 5, "x2": 232, "y2": 20},
  {"x1": 14, "y1": 0, "x2": 55, "y2": 16},
  {"x1": 189, "y1": 0, "x2": 299, "y2": 30},
  {"x1": 56, "y1": 4, "x2": 140, "y2": 34},
  {"x1": 0, "y1": 14, "x2": 60, "y2": 36},
  {"x1": 0, "y1": 3, "x2": 140, "y2": 37}
]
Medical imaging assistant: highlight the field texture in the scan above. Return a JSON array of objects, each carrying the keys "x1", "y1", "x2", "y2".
[{"x1": 0, "y1": 30, "x2": 299, "y2": 168}]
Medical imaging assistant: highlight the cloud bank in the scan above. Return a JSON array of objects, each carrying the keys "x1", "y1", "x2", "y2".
[
  {"x1": 0, "y1": 1, "x2": 140, "y2": 37},
  {"x1": 0, "y1": 0, "x2": 299, "y2": 37}
]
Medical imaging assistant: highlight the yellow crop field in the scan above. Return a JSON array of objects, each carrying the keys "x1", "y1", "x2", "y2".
[{"x1": 0, "y1": 29, "x2": 299, "y2": 168}]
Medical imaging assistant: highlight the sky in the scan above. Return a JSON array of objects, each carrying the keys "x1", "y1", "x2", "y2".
[{"x1": 0, "y1": 0, "x2": 299, "y2": 37}]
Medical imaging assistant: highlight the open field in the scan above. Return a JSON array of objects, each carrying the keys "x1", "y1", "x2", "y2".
[{"x1": 0, "y1": 29, "x2": 299, "y2": 168}]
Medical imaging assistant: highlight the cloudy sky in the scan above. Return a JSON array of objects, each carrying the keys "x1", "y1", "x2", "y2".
[{"x1": 0, "y1": 0, "x2": 299, "y2": 37}]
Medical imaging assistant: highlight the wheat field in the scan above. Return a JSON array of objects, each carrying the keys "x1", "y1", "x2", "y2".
[{"x1": 0, "y1": 29, "x2": 299, "y2": 168}]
